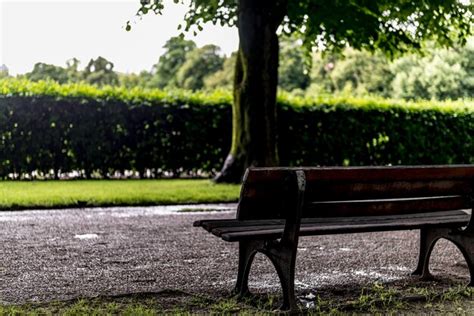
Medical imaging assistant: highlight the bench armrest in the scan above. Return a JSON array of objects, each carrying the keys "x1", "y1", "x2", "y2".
[{"x1": 281, "y1": 170, "x2": 306, "y2": 245}]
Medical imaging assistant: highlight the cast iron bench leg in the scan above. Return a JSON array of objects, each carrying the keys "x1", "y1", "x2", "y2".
[
  {"x1": 444, "y1": 231, "x2": 474, "y2": 286},
  {"x1": 233, "y1": 240, "x2": 264, "y2": 297},
  {"x1": 413, "y1": 228, "x2": 473, "y2": 286},
  {"x1": 412, "y1": 228, "x2": 439, "y2": 280},
  {"x1": 263, "y1": 240, "x2": 298, "y2": 312}
]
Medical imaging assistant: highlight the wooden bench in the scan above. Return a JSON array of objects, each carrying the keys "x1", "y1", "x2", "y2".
[{"x1": 194, "y1": 165, "x2": 474, "y2": 311}]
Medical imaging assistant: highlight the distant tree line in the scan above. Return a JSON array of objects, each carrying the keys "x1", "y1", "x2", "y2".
[{"x1": 3, "y1": 36, "x2": 473, "y2": 101}]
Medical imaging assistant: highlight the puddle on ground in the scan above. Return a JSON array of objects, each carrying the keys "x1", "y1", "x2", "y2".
[
  {"x1": 339, "y1": 247, "x2": 352, "y2": 252},
  {"x1": 353, "y1": 270, "x2": 390, "y2": 279},
  {"x1": 94, "y1": 203, "x2": 237, "y2": 218},
  {"x1": 0, "y1": 203, "x2": 238, "y2": 222},
  {"x1": 381, "y1": 265, "x2": 411, "y2": 272},
  {"x1": 74, "y1": 233, "x2": 99, "y2": 240}
]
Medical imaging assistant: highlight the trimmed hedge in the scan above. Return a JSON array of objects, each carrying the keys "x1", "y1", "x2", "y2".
[{"x1": 0, "y1": 79, "x2": 473, "y2": 179}]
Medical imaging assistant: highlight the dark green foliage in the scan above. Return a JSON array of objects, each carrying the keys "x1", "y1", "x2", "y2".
[
  {"x1": 390, "y1": 41, "x2": 474, "y2": 100},
  {"x1": 150, "y1": 35, "x2": 197, "y2": 89},
  {"x1": 278, "y1": 38, "x2": 311, "y2": 92},
  {"x1": 0, "y1": 80, "x2": 232, "y2": 178},
  {"x1": 278, "y1": 100, "x2": 474, "y2": 167},
  {"x1": 0, "y1": 80, "x2": 472, "y2": 179},
  {"x1": 24, "y1": 62, "x2": 71, "y2": 84},
  {"x1": 175, "y1": 44, "x2": 224, "y2": 91},
  {"x1": 204, "y1": 52, "x2": 236, "y2": 90},
  {"x1": 83, "y1": 56, "x2": 119, "y2": 86},
  {"x1": 327, "y1": 49, "x2": 394, "y2": 96}
]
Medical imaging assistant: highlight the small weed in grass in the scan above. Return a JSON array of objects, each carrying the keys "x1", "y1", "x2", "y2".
[
  {"x1": 210, "y1": 298, "x2": 241, "y2": 313},
  {"x1": 186, "y1": 295, "x2": 215, "y2": 309},
  {"x1": 299, "y1": 282, "x2": 474, "y2": 314},
  {"x1": 348, "y1": 282, "x2": 403, "y2": 312},
  {"x1": 440, "y1": 285, "x2": 473, "y2": 302}
]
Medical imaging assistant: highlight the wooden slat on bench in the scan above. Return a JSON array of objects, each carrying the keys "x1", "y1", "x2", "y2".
[
  {"x1": 238, "y1": 166, "x2": 474, "y2": 221},
  {"x1": 303, "y1": 165, "x2": 474, "y2": 181},
  {"x1": 194, "y1": 219, "x2": 285, "y2": 231},
  {"x1": 245, "y1": 166, "x2": 474, "y2": 183},
  {"x1": 194, "y1": 210, "x2": 469, "y2": 232},
  {"x1": 212, "y1": 211, "x2": 468, "y2": 236},
  {"x1": 304, "y1": 195, "x2": 470, "y2": 217},
  {"x1": 304, "y1": 180, "x2": 472, "y2": 201},
  {"x1": 219, "y1": 211, "x2": 470, "y2": 242},
  {"x1": 214, "y1": 213, "x2": 466, "y2": 237}
]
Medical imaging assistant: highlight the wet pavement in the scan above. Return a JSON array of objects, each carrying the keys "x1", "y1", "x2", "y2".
[{"x1": 0, "y1": 205, "x2": 470, "y2": 305}]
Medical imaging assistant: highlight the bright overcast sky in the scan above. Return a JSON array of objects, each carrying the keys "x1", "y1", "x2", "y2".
[{"x1": 0, "y1": 0, "x2": 238, "y2": 75}]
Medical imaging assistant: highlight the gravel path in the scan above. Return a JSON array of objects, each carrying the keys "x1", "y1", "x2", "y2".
[{"x1": 0, "y1": 205, "x2": 470, "y2": 305}]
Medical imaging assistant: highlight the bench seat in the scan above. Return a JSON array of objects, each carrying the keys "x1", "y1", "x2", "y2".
[
  {"x1": 195, "y1": 210, "x2": 470, "y2": 241},
  {"x1": 194, "y1": 166, "x2": 474, "y2": 312}
]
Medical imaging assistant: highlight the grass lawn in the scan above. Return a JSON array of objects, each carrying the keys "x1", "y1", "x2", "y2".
[{"x1": 0, "y1": 179, "x2": 240, "y2": 210}]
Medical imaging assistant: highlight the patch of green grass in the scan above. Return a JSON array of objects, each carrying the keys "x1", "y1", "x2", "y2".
[
  {"x1": 313, "y1": 283, "x2": 474, "y2": 314},
  {"x1": 0, "y1": 179, "x2": 240, "y2": 210},
  {"x1": 343, "y1": 282, "x2": 404, "y2": 312},
  {"x1": 1, "y1": 285, "x2": 473, "y2": 315},
  {"x1": 209, "y1": 298, "x2": 241, "y2": 313},
  {"x1": 0, "y1": 298, "x2": 161, "y2": 316}
]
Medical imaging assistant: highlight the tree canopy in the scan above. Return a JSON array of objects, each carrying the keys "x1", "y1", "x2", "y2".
[
  {"x1": 83, "y1": 56, "x2": 119, "y2": 86},
  {"x1": 150, "y1": 35, "x2": 197, "y2": 88},
  {"x1": 175, "y1": 44, "x2": 224, "y2": 90},
  {"x1": 135, "y1": 0, "x2": 472, "y2": 55}
]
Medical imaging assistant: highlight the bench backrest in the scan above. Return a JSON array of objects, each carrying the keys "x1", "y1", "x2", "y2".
[{"x1": 237, "y1": 165, "x2": 474, "y2": 220}]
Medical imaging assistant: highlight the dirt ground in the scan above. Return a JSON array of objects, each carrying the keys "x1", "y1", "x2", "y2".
[{"x1": 0, "y1": 205, "x2": 471, "y2": 312}]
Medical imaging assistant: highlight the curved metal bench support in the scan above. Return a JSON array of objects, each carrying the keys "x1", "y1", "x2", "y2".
[
  {"x1": 413, "y1": 227, "x2": 473, "y2": 286},
  {"x1": 233, "y1": 240, "x2": 264, "y2": 297},
  {"x1": 412, "y1": 228, "x2": 441, "y2": 280},
  {"x1": 233, "y1": 239, "x2": 299, "y2": 312},
  {"x1": 262, "y1": 240, "x2": 299, "y2": 312},
  {"x1": 445, "y1": 231, "x2": 474, "y2": 286}
]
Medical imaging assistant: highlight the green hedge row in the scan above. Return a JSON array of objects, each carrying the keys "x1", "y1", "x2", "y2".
[{"x1": 0, "y1": 79, "x2": 472, "y2": 179}]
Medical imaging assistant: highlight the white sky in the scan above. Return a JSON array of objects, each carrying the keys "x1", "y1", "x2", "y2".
[{"x1": 0, "y1": 0, "x2": 238, "y2": 75}]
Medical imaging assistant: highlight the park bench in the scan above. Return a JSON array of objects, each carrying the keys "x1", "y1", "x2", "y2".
[{"x1": 194, "y1": 165, "x2": 474, "y2": 311}]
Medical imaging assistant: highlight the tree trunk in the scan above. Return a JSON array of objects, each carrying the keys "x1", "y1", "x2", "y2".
[{"x1": 214, "y1": 0, "x2": 286, "y2": 183}]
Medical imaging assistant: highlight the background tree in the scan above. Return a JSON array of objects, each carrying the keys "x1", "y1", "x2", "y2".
[
  {"x1": 306, "y1": 39, "x2": 474, "y2": 100},
  {"x1": 150, "y1": 35, "x2": 196, "y2": 89},
  {"x1": 278, "y1": 37, "x2": 310, "y2": 92},
  {"x1": 118, "y1": 70, "x2": 153, "y2": 89},
  {"x1": 327, "y1": 49, "x2": 393, "y2": 97},
  {"x1": 204, "y1": 52, "x2": 236, "y2": 90},
  {"x1": 175, "y1": 44, "x2": 224, "y2": 90},
  {"x1": 25, "y1": 62, "x2": 70, "y2": 83},
  {"x1": 65, "y1": 58, "x2": 82, "y2": 83},
  {"x1": 83, "y1": 56, "x2": 119, "y2": 86},
  {"x1": 391, "y1": 39, "x2": 474, "y2": 100},
  {"x1": 0, "y1": 65, "x2": 9, "y2": 79}
]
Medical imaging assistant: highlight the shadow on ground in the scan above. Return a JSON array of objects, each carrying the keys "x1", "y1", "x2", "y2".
[
  {"x1": 2, "y1": 279, "x2": 473, "y2": 314},
  {"x1": 0, "y1": 205, "x2": 472, "y2": 313}
]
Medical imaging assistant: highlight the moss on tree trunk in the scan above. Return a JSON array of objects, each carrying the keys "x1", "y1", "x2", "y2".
[{"x1": 215, "y1": 0, "x2": 286, "y2": 183}]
